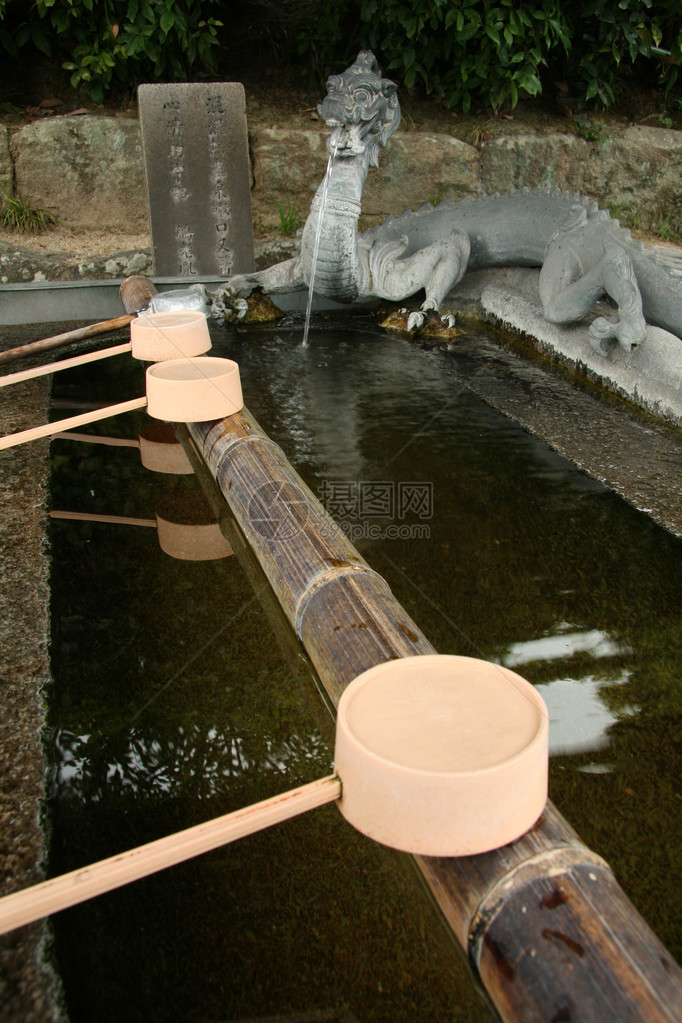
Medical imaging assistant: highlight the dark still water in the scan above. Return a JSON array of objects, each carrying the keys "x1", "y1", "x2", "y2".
[{"x1": 46, "y1": 319, "x2": 681, "y2": 1022}]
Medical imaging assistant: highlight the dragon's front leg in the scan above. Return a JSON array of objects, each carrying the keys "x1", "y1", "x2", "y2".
[
  {"x1": 367, "y1": 228, "x2": 471, "y2": 330},
  {"x1": 209, "y1": 257, "x2": 306, "y2": 318},
  {"x1": 539, "y1": 235, "x2": 646, "y2": 355},
  {"x1": 222, "y1": 257, "x2": 304, "y2": 297}
]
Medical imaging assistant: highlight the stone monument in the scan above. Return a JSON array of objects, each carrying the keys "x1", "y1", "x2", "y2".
[{"x1": 138, "y1": 83, "x2": 255, "y2": 278}]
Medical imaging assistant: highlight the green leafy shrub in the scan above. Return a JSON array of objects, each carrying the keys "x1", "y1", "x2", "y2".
[
  {"x1": 563, "y1": 0, "x2": 682, "y2": 108},
  {"x1": 298, "y1": 0, "x2": 681, "y2": 113},
  {"x1": 296, "y1": 0, "x2": 364, "y2": 83},
  {"x1": 1, "y1": 0, "x2": 680, "y2": 113},
  {"x1": 295, "y1": 0, "x2": 572, "y2": 109},
  {"x1": 358, "y1": 0, "x2": 572, "y2": 112},
  {"x1": 1, "y1": 0, "x2": 223, "y2": 103}
]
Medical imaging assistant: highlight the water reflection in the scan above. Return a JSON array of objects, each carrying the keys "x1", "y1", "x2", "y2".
[
  {"x1": 501, "y1": 623, "x2": 632, "y2": 667},
  {"x1": 497, "y1": 623, "x2": 637, "y2": 756},
  {"x1": 220, "y1": 323, "x2": 682, "y2": 964},
  {"x1": 45, "y1": 321, "x2": 682, "y2": 1020},
  {"x1": 52, "y1": 726, "x2": 329, "y2": 801},
  {"x1": 536, "y1": 672, "x2": 636, "y2": 756}
]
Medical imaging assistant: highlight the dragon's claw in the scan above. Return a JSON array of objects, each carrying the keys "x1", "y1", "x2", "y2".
[
  {"x1": 589, "y1": 315, "x2": 645, "y2": 355},
  {"x1": 589, "y1": 315, "x2": 619, "y2": 341}
]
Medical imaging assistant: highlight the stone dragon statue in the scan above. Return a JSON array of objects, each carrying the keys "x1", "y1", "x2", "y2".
[{"x1": 210, "y1": 50, "x2": 682, "y2": 355}]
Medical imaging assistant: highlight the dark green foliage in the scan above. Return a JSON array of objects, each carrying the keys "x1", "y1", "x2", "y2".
[
  {"x1": 297, "y1": 0, "x2": 681, "y2": 113},
  {"x1": 566, "y1": 0, "x2": 682, "y2": 108},
  {"x1": 0, "y1": 0, "x2": 680, "y2": 112},
  {"x1": 296, "y1": 0, "x2": 364, "y2": 84},
  {"x1": 0, "y1": 0, "x2": 222, "y2": 103},
  {"x1": 363, "y1": 0, "x2": 571, "y2": 112}
]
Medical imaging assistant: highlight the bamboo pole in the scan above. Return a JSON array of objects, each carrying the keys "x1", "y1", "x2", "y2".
[
  {"x1": 0, "y1": 776, "x2": 340, "y2": 935},
  {"x1": 181, "y1": 411, "x2": 682, "y2": 1023},
  {"x1": 0, "y1": 315, "x2": 134, "y2": 367},
  {"x1": 120, "y1": 275, "x2": 158, "y2": 315}
]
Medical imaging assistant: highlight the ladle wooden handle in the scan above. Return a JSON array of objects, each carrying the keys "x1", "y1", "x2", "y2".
[
  {"x1": 0, "y1": 342, "x2": 132, "y2": 387},
  {"x1": 0, "y1": 315, "x2": 135, "y2": 367},
  {"x1": 0, "y1": 396, "x2": 148, "y2": 451},
  {"x1": 0, "y1": 775, "x2": 340, "y2": 935}
]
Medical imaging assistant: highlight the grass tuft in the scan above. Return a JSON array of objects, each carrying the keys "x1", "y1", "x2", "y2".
[
  {"x1": 1, "y1": 186, "x2": 58, "y2": 234},
  {"x1": 277, "y1": 194, "x2": 303, "y2": 237}
]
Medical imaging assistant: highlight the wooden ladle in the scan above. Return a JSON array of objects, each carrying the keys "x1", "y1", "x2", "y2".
[
  {"x1": 0, "y1": 655, "x2": 548, "y2": 934},
  {"x1": 0, "y1": 356, "x2": 243, "y2": 451},
  {"x1": 0, "y1": 310, "x2": 212, "y2": 388}
]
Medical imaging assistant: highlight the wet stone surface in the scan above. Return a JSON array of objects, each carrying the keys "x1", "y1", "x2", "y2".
[
  {"x1": 0, "y1": 357, "x2": 60, "y2": 1021},
  {"x1": 431, "y1": 328, "x2": 682, "y2": 538},
  {"x1": 439, "y1": 267, "x2": 682, "y2": 535}
]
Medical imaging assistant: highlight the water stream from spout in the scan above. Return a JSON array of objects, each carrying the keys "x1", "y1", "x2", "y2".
[{"x1": 302, "y1": 142, "x2": 338, "y2": 347}]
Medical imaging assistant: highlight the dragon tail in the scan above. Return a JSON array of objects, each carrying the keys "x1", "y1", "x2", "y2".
[{"x1": 632, "y1": 242, "x2": 682, "y2": 337}]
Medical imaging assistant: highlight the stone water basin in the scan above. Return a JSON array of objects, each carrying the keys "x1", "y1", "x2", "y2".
[{"x1": 3, "y1": 315, "x2": 681, "y2": 1021}]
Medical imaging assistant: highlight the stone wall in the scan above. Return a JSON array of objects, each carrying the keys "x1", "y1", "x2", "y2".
[
  {"x1": 0, "y1": 125, "x2": 11, "y2": 204},
  {"x1": 1, "y1": 113, "x2": 681, "y2": 250},
  {"x1": 9, "y1": 116, "x2": 147, "y2": 230}
]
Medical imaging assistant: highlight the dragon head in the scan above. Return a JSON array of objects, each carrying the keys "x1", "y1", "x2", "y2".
[{"x1": 318, "y1": 51, "x2": 400, "y2": 166}]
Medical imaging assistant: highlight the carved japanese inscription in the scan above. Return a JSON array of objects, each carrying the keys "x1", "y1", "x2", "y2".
[{"x1": 138, "y1": 83, "x2": 255, "y2": 278}]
